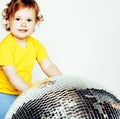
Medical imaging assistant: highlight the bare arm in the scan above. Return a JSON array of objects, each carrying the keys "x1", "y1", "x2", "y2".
[
  {"x1": 39, "y1": 58, "x2": 62, "y2": 77},
  {"x1": 2, "y1": 66, "x2": 30, "y2": 92}
]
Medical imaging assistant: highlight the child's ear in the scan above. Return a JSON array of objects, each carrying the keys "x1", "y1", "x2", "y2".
[{"x1": 6, "y1": 20, "x2": 10, "y2": 29}]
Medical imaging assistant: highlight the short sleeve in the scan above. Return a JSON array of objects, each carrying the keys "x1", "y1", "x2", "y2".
[
  {"x1": 34, "y1": 40, "x2": 48, "y2": 62},
  {"x1": 0, "y1": 44, "x2": 14, "y2": 66}
]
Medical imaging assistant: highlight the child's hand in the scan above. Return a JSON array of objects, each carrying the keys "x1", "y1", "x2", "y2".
[
  {"x1": 110, "y1": 102, "x2": 120, "y2": 109},
  {"x1": 31, "y1": 77, "x2": 55, "y2": 88}
]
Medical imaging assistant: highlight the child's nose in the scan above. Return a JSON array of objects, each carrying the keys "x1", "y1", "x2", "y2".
[{"x1": 21, "y1": 21, "x2": 26, "y2": 27}]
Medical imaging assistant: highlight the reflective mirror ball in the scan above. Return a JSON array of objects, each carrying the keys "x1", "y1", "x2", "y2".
[{"x1": 5, "y1": 75, "x2": 120, "y2": 119}]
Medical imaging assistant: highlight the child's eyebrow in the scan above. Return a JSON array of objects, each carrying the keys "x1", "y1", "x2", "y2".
[
  {"x1": 14, "y1": 16, "x2": 33, "y2": 19},
  {"x1": 14, "y1": 15, "x2": 21, "y2": 17}
]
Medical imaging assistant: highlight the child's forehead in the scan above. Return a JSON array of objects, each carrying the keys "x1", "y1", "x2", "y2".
[
  {"x1": 15, "y1": 7, "x2": 35, "y2": 14},
  {"x1": 16, "y1": 7, "x2": 35, "y2": 11},
  {"x1": 13, "y1": 8, "x2": 36, "y2": 18}
]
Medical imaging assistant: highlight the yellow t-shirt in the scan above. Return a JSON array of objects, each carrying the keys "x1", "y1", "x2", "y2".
[{"x1": 0, "y1": 33, "x2": 48, "y2": 95}]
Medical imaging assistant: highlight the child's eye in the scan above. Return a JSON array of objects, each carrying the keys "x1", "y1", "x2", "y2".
[
  {"x1": 27, "y1": 19, "x2": 32, "y2": 22},
  {"x1": 15, "y1": 18, "x2": 20, "y2": 21}
]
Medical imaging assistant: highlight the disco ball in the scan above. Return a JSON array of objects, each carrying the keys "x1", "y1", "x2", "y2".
[{"x1": 5, "y1": 75, "x2": 120, "y2": 119}]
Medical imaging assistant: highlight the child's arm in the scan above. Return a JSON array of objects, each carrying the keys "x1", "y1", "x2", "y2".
[
  {"x1": 2, "y1": 66, "x2": 30, "y2": 92},
  {"x1": 39, "y1": 58, "x2": 62, "y2": 77}
]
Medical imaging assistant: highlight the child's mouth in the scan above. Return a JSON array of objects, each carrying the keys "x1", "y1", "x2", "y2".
[{"x1": 18, "y1": 29, "x2": 28, "y2": 32}]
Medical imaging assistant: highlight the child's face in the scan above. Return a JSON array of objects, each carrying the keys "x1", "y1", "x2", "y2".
[{"x1": 9, "y1": 8, "x2": 36, "y2": 40}]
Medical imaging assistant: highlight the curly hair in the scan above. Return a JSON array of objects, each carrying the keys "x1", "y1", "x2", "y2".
[{"x1": 2, "y1": 0, "x2": 44, "y2": 31}]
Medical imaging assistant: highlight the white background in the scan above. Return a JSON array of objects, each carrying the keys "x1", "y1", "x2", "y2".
[{"x1": 0, "y1": 0, "x2": 120, "y2": 99}]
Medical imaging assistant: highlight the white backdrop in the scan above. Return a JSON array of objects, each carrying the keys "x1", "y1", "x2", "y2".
[{"x1": 0, "y1": 0, "x2": 120, "y2": 99}]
